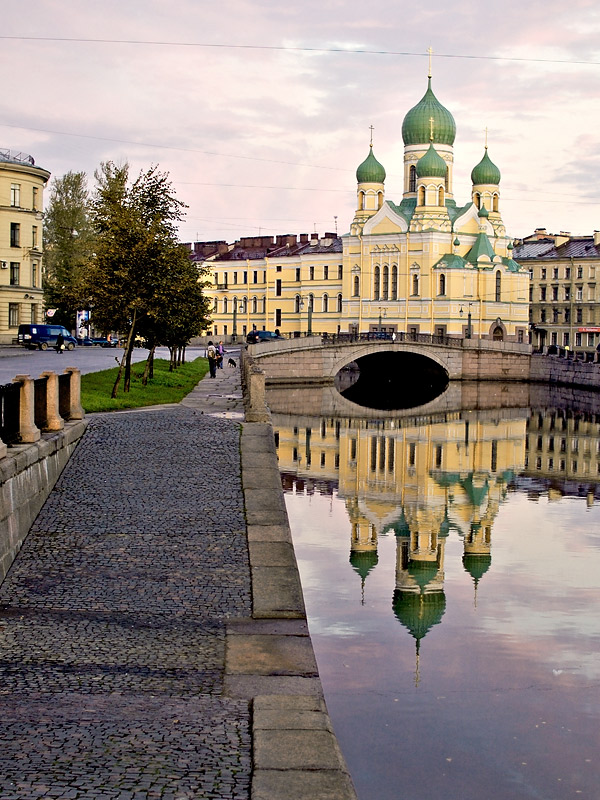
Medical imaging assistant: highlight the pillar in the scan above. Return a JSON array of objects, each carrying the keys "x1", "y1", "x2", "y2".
[
  {"x1": 40, "y1": 371, "x2": 65, "y2": 431},
  {"x1": 63, "y1": 367, "x2": 85, "y2": 420},
  {"x1": 13, "y1": 375, "x2": 41, "y2": 443}
]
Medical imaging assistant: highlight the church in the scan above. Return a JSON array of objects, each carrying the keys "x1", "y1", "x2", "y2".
[{"x1": 201, "y1": 71, "x2": 529, "y2": 342}]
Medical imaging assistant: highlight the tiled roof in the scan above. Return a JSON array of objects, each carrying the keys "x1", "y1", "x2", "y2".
[{"x1": 514, "y1": 237, "x2": 600, "y2": 260}]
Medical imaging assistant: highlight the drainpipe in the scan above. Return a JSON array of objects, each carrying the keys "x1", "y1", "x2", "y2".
[{"x1": 358, "y1": 232, "x2": 364, "y2": 333}]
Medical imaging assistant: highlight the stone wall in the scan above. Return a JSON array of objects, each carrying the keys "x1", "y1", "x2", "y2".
[
  {"x1": 0, "y1": 420, "x2": 88, "y2": 582},
  {"x1": 530, "y1": 354, "x2": 600, "y2": 391}
]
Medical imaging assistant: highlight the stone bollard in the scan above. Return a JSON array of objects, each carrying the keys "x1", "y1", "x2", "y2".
[
  {"x1": 40, "y1": 371, "x2": 65, "y2": 431},
  {"x1": 13, "y1": 374, "x2": 41, "y2": 443},
  {"x1": 63, "y1": 367, "x2": 85, "y2": 420},
  {"x1": 0, "y1": 436, "x2": 6, "y2": 460},
  {"x1": 246, "y1": 366, "x2": 271, "y2": 423}
]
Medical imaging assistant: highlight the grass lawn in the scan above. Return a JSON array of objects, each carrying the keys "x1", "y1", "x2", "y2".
[{"x1": 81, "y1": 357, "x2": 209, "y2": 413}]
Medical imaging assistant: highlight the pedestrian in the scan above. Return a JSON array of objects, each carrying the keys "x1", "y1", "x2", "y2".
[
  {"x1": 217, "y1": 340, "x2": 225, "y2": 369},
  {"x1": 206, "y1": 340, "x2": 218, "y2": 378},
  {"x1": 55, "y1": 332, "x2": 64, "y2": 354}
]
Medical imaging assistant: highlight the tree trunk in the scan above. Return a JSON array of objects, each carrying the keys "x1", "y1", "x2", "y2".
[
  {"x1": 181, "y1": 346, "x2": 186, "y2": 364},
  {"x1": 141, "y1": 344, "x2": 156, "y2": 386},
  {"x1": 111, "y1": 309, "x2": 137, "y2": 398}
]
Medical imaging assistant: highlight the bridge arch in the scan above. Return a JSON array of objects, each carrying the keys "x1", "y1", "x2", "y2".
[{"x1": 326, "y1": 342, "x2": 453, "y2": 380}]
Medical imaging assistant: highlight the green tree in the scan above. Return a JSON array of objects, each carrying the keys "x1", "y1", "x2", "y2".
[
  {"x1": 87, "y1": 162, "x2": 208, "y2": 397},
  {"x1": 43, "y1": 171, "x2": 95, "y2": 330}
]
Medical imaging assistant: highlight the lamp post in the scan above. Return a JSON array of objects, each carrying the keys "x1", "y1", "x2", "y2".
[
  {"x1": 299, "y1": 295, "x2": 313, "y2": 336},
  {"x1": 460, "y1": 303, "x2": 473, "y2": 339},
  {"x1": 232, "y1": 299, "x2": 238, "y2": 343}
]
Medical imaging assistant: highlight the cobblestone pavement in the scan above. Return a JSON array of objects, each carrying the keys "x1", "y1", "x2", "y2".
[{"x1": 0, "y1": 383, "x2": 252, "y2": 799}]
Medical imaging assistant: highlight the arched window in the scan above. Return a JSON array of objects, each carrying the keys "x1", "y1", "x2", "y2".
[
  {"x1": 295, "y1": 294, "x2": 301, "y2": 314},
  {"x1": 438, "y1": 186, "x2": 444, "y2": 206},
  {"x1": 252, "y1": 297, "x2": 258, "y2": 313},
  {"x1": 418, "y1": 186, "x2": 425, "y2": 206},
  {"x1": 213, "y1": 297, "x2": 218, "y2": 311},
  {"x1": 323, "y1": 294, "x2": 329, "y2": 313},
  {"x1": 391, "y1": 265, "x2": 398, "y2": 300},
  {"x1": 409, "y1": 165, "x2": 417, "y2": 192},
  {"x1": 439, "y1": 273, "x2": 446, "y2": 296},
  {"x1": 382, "y1": 266, "x2": 389, "y2": 300},
  {"x1": 353, "y1": 275, "x2": 360, "y2": 297},
  {"x1": 223, "y1": 297, "x2": 228, "y2": 314},
  {"x1": 474, "y1": 192, "x2": 481, "y2": 209},
  {"x1": 493, "y1": 193, "x2": 499, "y2": 212},
  {"x1": 308, "y1": 293, "x2": 314, "y2": 312},
  {"x1": 373, "y1": 266, "x2": 380, "y2": 300},
  {"x1": 412, "y1": 274, "x2": 419, "y2": 296},
  {"x1": 358, "y1": 190, "x2": 365, "y2": 211},
  {"x1": 445, "y1": 166, "x2": 449, "y2": 192},
  {"x1": 337, "y1": 293, "x2": 343, "y2": 313},
  {"x1": 378, "y1": 191, "x2": 384, "y2": 209},
  {"x1": 495, "y1": 270, "x2": 502, "y2": 302}
]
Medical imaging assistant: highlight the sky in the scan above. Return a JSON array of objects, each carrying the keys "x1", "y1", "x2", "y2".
[{"x1": 2, "y1": 0, "x2": 599, "y2": 245}]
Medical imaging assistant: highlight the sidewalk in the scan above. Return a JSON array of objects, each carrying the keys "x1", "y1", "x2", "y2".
[{"x1": 0, "y1": 357, "x2": 356, "y2": 800}]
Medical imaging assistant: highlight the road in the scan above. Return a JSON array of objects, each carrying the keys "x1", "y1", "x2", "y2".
[{"x1": 0, "y1": 345, "x2": 211, "y2": 385}]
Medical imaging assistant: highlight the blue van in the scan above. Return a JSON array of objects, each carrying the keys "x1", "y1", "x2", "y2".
[{"x1": 17, "y1": 324, "x2": 77, "y2": 351}]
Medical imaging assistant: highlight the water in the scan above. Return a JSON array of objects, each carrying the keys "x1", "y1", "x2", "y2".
[{"x1": 270, "y1": 382, "x2": 600, "y2": 800}]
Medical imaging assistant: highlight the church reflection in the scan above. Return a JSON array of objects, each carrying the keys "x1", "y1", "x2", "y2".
[{"x1": 273, "y1": 391, "x2": 600, "y2": 663}]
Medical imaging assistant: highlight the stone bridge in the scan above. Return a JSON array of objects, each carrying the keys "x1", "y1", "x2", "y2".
[{"x1": 248, "y1": 333, "x2": 532, "y2": 385}]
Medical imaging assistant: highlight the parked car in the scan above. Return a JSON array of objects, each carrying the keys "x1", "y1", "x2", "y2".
[
  {"x1": 246, "y1": 330, "x2": 284, "y2": 344},
  {"x1": 17, "y1": 324, "x2": 77, "y2": 351}
]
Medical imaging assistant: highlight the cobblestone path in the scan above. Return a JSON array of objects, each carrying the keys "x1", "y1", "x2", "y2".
[{"x1": 0, "y1": 406, "x2": 252, "y2": 800}]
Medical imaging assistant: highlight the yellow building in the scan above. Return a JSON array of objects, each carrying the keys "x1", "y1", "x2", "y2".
[
  {"x1": 0, "y1": 148, "x2": 50, "y2": 342},
  {"x1": 199, "y1": 73, "x2": 529, "y2": 342}
]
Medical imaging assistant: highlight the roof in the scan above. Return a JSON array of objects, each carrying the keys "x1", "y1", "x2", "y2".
[
  {"x1": 513, "y1": 237, "x2": 600, "y2": 261},
  {"x1": 356, "y1": 145, "x2": 386, "y2": 184},
  {"x1": 402, "y1": 78, "x2": 456, "y2": 146}
]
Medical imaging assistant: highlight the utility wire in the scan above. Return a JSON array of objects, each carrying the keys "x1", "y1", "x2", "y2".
[{"x1": 0, "y1": 36, "x2": 598, "y2": 67}]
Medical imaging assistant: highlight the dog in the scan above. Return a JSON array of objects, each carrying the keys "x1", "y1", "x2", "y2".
[{"x1": 227, "y1": 357, "x2": 237, "y2": 368}]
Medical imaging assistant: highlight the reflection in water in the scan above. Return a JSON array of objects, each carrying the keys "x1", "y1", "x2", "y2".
[{"x1": 271, "y1": 383, "x2": 600, "y2": 800}]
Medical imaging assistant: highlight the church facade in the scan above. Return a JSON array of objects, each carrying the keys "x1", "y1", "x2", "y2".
[{"x1": 200, "y1": 76, "x2": 529, "y2": 342}]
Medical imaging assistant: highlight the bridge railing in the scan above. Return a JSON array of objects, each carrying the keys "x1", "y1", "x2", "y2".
[{"x1": 324, "y1": 331, "x2": 456, "y2": 347}]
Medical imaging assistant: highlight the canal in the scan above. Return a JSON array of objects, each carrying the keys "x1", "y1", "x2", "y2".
[{"x1": 268, "y1": 380, "x2": 600, "y2": 800}]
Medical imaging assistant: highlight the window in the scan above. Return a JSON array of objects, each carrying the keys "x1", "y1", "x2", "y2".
[
  {"x1": 564, "y1": 287, "x2": 570, "y2": 301},
  {"x1": 276, "y1": 265, "x2": 282, "y2": 272},
  {"x1": 338, "y1": 265, "x2": 343, "y2": 279},
  {"x1": 253, "y1": 271, "x2": 258, "y2": 284},
  {"x1": 8, "y1": 303, "x2": 19, "y2": 327},
  {"x1": 565, "y1": 266, "x2": 571, "y2": 279},
  {"x1": 309, "y1": 266, "x2": 315, "y2": 280},
  {"x1": 243, "y1": 271, "x2": 247, "y2": 284},
  {"x1": 391, "y1": 266, "x2": 398, "y2": 300},
  {"x1": 32, "y1": 262, "x2": 38, "y2": 287},
  {"x1": 439, "y1": 273, "x2": 446, "y2": 296},
  {"x1": 563, "y1": 332, "x2": 570, "y2": 347},
  {"x1": 409, "y1": 165, "x2": 417, "y2": 192},
  {"x1": 577, "y1": 266, "x2": 583, "y2": 279},
  {"x1": 541, "y1": 268, "x2": 546, "y2": 279},
  {"x1": 252, "y1": 297, "x2": 257, "y2": 313},
  {"x1": 412, "y1": 274, "x2": 419, "y2": 295},
  {"x1": 564, "y1": 308, "x2": 570, "y2": 323},
  {"x1": 10, "y1": 184, "x2": 20, "y2": 207},
  {"x1": 552, "y1": 286, "x2": 558, "y2": 301},
  {"x1": 30, "y1": 304, "x2": 36, "y2": 324},
  {"x1": 540, "y1": 286, "x2": 546, "y2": 301},
  {"x1": 295, "y1": 294, "x2": 301, "y2": 313},
  {"x1": 295, "y1": 268, "x2": 300, "y2": 282},
  {"x1": 373, "y1": 266, "x2": 380, "y2": 300},
  {"x1": 276, "y1": 279, "x2": 282, "y2": 297},
  {"x1": 32, "y1": 187, "x2": 38, "y2": 211},
  {"x1": 275, "y1": 308, "x2": 282, "y2": 327},
  {"x1": 553, "y1": 267, "x2": 559, "y2": 279},
  {"x1": 324, "y1": 265, "x2": 328, "y2": 280},
  {"x1": 10, "y1": 262, "x2": 19, "y2": 285},
  {"x1": 233, "y1": 272, "x2": 238, "y2": 284},
  {"x1": 576, "y1": 332, "x2": 582, "y2": 346},
  {"x1": 382, "y1": 266, "x2": 389, "y2": 300},
  {"x1": 32, "y1": 226, "x2": 38, "y2": 248},
  {"x1": 553, "y1": 308, "x2": 559, "y2": 323},
  {"x1": 495, "y1": 271, "x2": 501, "y2": 301},
  {"x1": 323, "y1": 294, "x2": 329, "y2": 312},
  {"x1": 518, "y1": 329, "x2": 524, "y2": 343},
  {"x1": 10, "y1": 223, "x2": 20, "y2": 247},
  {"x1": 337, "y1": 293, "x2": 342, "y2": 313},
  {"x1": 577, "y1": 308, "x2": 583, "y2": 323},
  {"x1": 353, "y1": 275, "x2": 360, "y2": 296},
  {"x1": 540, "y1": 309, "x2": 546, "y2": 322},
  {"x1": 576, "y1": 286, "x2": 583, "y2": 301},
  {"x1": 223, "y1": 297, "x2": 228, "y2": 313}
]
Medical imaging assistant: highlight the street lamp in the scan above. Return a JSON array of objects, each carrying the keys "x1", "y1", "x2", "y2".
[
  {"x1": 459, "y1": 303, "x2": 473, "y2": 339},
  {"x1": 299, "y1": 295, "x2": 313, "y2": 336},
  {"x1": 378, "y1": 306, "x2": 387, "y2": 331},
  {"x1": 232, "y1": 298, "x2": 238, "y2": 343}
]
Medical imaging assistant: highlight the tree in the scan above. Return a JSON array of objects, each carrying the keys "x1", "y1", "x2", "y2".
[
  {"x1": 43, "y1": 172, "x2": 95, "y2": 330},
  {"x1": 86, "y1": 162, "x2": 209, "y2": 397}
]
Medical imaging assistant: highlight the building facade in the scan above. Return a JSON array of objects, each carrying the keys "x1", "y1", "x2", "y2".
[
  {"x1": 194, "y1": 75, "x2": 529, "y2": 342},
  {"x1": 0, "y1": 148, "x2": 50, "y2": 343},
  {"x1": 513, "y1": 228, "x2": 600, "y2": 354}
]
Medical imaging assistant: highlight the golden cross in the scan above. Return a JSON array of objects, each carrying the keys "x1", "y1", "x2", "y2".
[
  {"x1": 484, "y1": 126, "x2": 488, "y2": 149},
  {"x1": 429, "y1": 116, "x2": 435, "y2": 142},
  {"x1": 369, "y1": 125, "x2": 374, "y2": 146},
  {"x1": 427, "y1": 46, "x2": 433, "y2": 78}
]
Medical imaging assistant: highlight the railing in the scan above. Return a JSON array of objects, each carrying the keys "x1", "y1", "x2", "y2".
[
  {"x1": 0, "y1": 368, "x2": 83, "y2": 450},
  {"x1": 324, "y1": 331, "x2": 456, "y2": 347},
  {"x1": 544, "y1": 346, "x2": 600, "y2": 364},
  {"x1": 0, "y1": 148, "x2": 35, "y2": 165}
]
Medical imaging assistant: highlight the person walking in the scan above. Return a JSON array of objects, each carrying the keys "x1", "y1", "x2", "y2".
[
  {"x1": 206, "y1": 340, "x2": 218, "y2": 378},
  {"x1": 217, "y1": 341, "x2": 225, "y2": 369},
  {"x1": 55, "y1": 332, "x2": 64, "y2": 354}
]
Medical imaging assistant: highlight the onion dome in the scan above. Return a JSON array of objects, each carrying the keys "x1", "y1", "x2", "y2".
[
  {"x1": 478, "y1": 204, "x2": 489, "y2": 218},
  {"x1": 454, "y1": 237, "x2": 461, "y2": 247},
  {"x1": 356, "y1": 145, "x2": 386, "y2": 183},
  {"x1": 416, "y1": 143, "x2": 447, "y2": 178},
  {"x1": 508, "y1": 240, "x2": 513, "y2": 251},
  {"x1": 402, "y1": 78, "x2": 456, "y2": 146},
  {"x1": 471, "y1": 148, "x2": 501, "y2": 185}
]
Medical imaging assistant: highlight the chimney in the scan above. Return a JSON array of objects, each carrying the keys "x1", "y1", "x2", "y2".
[
  {"x1": 300, "y1": 233, "x2": 309, "y2": 243},
  {"x1": 595, "y1": 231, "x2": 600, "y2": 247}
]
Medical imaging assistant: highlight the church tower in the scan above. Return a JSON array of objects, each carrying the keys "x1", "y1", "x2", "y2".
[{"x1": 351, "y1": 137, "x2": 386, "y2": 235}]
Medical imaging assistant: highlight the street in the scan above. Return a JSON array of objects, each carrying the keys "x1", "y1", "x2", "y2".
[{"x1": 0, "y1": 345, "x2": 210, "y2": 385}]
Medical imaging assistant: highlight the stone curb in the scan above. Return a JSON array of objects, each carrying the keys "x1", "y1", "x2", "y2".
[{"x1": 228, "y1": 420, "x2": 358, "y2": 800}]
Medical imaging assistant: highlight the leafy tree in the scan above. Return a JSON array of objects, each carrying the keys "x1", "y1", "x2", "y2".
[
  {"x1": 86, "y1": 162, "x2": 210, "y2": 397},
  {"x1": 43, "y1": 172, "x2": 95, "y2": 330}
]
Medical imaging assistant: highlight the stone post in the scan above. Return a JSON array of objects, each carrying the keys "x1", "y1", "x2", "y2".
[
  {"x1": 13, "y1": 375, "x2": 41, "y2": 443},
  {"x1": 246, "y1": 366, "x2": 271, "y2": 423},
  {"x1": 0, "y1": 436, "x2": 6, "y2": 460},
  {"x1": 40, "y1": 371, "x2": 65, "y2": 431},
  {"x1": 64, "y1": 367, "x2": 85, "y2": 420}
]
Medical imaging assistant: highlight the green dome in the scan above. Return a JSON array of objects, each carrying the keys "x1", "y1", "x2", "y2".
[
  {"x1": 478, "y1": 204, "x2": 490, "y2": 218},
  {"x1": 416, "y1": 143, "x2": 447, "y2": 178},
  {"x1": 392, "y1": 589, "x2": 446, "y2": 642},
  {"x1": 402, "y1": 78, "x2": 456, "y2": 146},
  {"x1": 471, "y1": 148, "x2": 501, "y2": 185},
  {"x1": 349, "y1": 550, "x2": 379, "y2": 582},
  {"x1": 356, "y1": 145, "x2": 386, "y2": 183}
]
